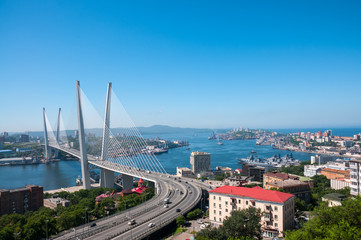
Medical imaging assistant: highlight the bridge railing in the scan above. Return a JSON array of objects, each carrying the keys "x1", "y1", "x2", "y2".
[
  {"x1": 104, "y1": 184, "x2": 202, "y2": 240},
  {"x1": 50, "y1": 186, "x2": 162, "y2": 240}
]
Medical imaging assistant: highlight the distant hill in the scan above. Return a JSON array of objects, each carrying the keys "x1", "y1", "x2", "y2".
[{"x1": 14, "y1": 125, "x2": 217, "y2": 138}]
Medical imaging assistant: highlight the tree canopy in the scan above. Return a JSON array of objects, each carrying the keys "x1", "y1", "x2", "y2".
[
  {"x1": 196, "y1": 207, "x2": 262, "y2": 240},
  {"x1": 285, "y1": 197, "x2": 361, "y2": 240}
]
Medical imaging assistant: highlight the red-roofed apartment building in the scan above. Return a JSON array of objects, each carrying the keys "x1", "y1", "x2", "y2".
[{"x1": 209, "y1": 185, "x2": 294, "y2": 238}]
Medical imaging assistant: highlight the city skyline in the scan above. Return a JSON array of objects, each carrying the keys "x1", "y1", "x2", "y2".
[{"x1": 1, "y1": 1, "x2": 361, "y2": 132}]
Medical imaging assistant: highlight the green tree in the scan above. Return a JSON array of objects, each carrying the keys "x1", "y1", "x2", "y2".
[
  {"x1": 285, "y1": 197, "x2": 361, "y2": 240},
  {"x1": 186, "y1": 208, "x2": 202, "y2": 220},
  {"x1": 176, "y1": 216, "x2": 186, "y2": 227},
  {"x1": 196, "y1": 207, "x2": 262, "y2": 240}
]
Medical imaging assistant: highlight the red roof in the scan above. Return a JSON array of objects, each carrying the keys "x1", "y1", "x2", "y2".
[
  {"x1": 209, "y1": 185, "x2": 294, "y2": 203},
  {"x1": 138, "y1": 178, "x2": 145, "y2": 183}
]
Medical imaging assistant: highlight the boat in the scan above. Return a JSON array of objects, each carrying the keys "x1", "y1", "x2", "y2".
[
  {"x1": 217, "y1": 141, "x2": 224, "y2": 145},
  {"x1": 237, "y1": 152, "x2": 270, "y2": 166},
  {"x1": 208, "y1": 132, "x2": 217, "y2": 140},
  {"x1": 76, "y1": 176, "x2": 83, "y2": 186},
  {"x1": 238, "y1": 152, "x2": 300, "y2": 168}
]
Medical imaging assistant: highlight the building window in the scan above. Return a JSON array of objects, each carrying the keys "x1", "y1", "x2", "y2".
[
  {"x1": 274, "y1": 206, "x2": 278, "y2": 211},
  {"x1": 214, "y1": 210, "x2": 216, "y2": 214},
  {"x1": 213, "y1": 196, "x2": 216, "y2": 200},
  {"x1": 214, "y1": 217, "x2": 216, "y2": 221},
  {"x1": 225, "y1": 201, "x2": 228, "y2": 205},
  {"x1": 214, "y1": 203, "x2": 216, "y2": 207},
  {"x1": 275, "y1": 223, "x2": 278, "y2": 228},
  {"x1": 238, "y1": 200, "x2": 241, "y2": 204},
  {"x1": 219, "y1": 204, "x2": 221, "y2": 208},
  {"x1": 226, "y1": 209, "x2": 228, "y2": 212},
  {"x1": 246, "y1": 201, "x2": 248, "y2": 205},
  {"x1": 275, "y1": 215, "x2": 278, "y2": 220},
  {"x1": 219, "y1": 197, "x2": 221, "y2": 200},
  {"x1": 219, "y1": 211, "x2": 222, "y2": 215},
  {"x1": 219, "y1": 218, "x2": 221, "y2": 222}
]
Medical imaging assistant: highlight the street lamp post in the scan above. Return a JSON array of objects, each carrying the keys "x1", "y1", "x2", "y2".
[
  {"x1": 45, "y1": 219, "x2": 49, "y2": 240},
  {"x1": 82, "y1": 216, "x2": 86, "y2": 235}
]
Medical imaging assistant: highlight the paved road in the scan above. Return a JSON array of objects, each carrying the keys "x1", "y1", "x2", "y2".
[{"x1": 49, "y1": 145, "x2": 202, "y2": 240}]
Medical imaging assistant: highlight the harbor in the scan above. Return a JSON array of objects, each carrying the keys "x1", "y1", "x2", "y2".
[{"x1": 0, "y1": 132, "x2": 317, "y2": 191}]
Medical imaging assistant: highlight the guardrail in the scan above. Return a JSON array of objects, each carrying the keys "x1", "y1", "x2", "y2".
[
  {"x1": 50, "y1": 184, "x2": 165, "y2": 240},
  {"x1": 105, "y1": 183, "x2": 202, "y2": 240}
]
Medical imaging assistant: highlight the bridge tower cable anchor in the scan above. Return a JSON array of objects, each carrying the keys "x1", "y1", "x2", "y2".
[
  {"x1": 43, "y1": 108, "x2": 49, "y2": 161},
  {"x1": 54, "y1": 108, "x2": 61, "y2": 158},
  {"x1": 76, "y1": 81, "x2": 91, "y2": 189},
  {"x1": 100, "y1": 82, "x2": 115, "y2": 188}
]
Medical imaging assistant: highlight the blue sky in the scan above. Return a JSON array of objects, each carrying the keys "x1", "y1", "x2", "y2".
[{"x1": 1, "y1": 1, "x2": 361, "y2": 132}]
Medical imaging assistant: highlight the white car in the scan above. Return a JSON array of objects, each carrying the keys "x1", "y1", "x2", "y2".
[
  {"x1": 164, "y1": 204, "x2": 169, "y2": 208},
  {"x1": 200, "y1": 224, "x2": 206, "y2": 229},
  {"x1": 148, "y1": 223, "x2": 155, "y2": 228}
]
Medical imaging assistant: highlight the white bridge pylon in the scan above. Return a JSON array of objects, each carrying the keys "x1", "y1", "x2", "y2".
[{"x1": 43, "y1": 81, "x2": 167, "y2": 190}]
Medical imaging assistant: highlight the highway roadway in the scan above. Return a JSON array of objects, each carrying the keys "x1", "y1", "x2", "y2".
[
  {"x1": 49, "y1": 144, "x2": 202, "y2": 240},
  {"x1": 51, "y1": 174, "x2": 201, "y2": 240}
]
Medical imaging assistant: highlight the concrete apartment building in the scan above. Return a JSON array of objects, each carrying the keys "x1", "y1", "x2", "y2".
[
  {"x1": 263, "y1": 172, "x2": 311, "y2": 203},
  {"x1": 0, "y1": 185, "x2": 43, "y2": 216},
  {"x1": 241, "y1": 163, "x2": 265, "y2": 182},
  {"x1": 331, "y1": 177, "x2": 350, "y2": 190},
  {"x1": 320, "y1": 168, "x2": 350, "y2": 180},
  {"x1": 350, "y1": 159, "x2": 361, "y2": 195},
  {"x1": 190, "y1": 151, "x2": 211, "y2": 174},
  {"x1": 44, "y1": 197, "x2": 70, "y2": 209},
  {"x1": 209, "y1": 185, "x2": 294, "y2": 238},
  {"x1": 176, "y1": 167, "x2": 194, "y2": 178}
]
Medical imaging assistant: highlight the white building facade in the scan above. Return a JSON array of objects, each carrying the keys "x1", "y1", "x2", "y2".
[
  {"x1": 350, "y1": 159, "x2": 361, "y2": 195},
  {"x1": 209, "y1": 186, "x2": 294, "y2": 238}
]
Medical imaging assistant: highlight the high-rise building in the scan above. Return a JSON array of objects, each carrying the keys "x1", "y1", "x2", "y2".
[
  {"x1": 19, "y1": 134, "x2": 29, "y2": 143},
  {"x1": 190, "y1": 151, "x2": 211, "y2": 174},
  {"x1": 350, "y1": 159, "x2": 361, "y2": 195},
  {"x1": 0, "y1": 185, "x2": 43, "y2": 216}
]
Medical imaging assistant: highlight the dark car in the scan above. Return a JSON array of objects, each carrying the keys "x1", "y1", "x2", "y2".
[
  {"x1": 176, "y1": 208, "x2": 181, "y2": 212},
  {"x1": 90, "y1": 223, "x2": 97, "y2": 227}
]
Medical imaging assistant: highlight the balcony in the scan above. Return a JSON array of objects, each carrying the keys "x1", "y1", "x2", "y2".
[{"x1": 264, "y1": 205, "x2": 272, "y2": 213}]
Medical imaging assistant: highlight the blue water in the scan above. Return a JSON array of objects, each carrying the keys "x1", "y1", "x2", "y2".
[
  {"x1": 1, "y1": 128, "x2": 360, "y2": 190},
  {"x1": 146, "y1": 133, "x2": 315, "y2": 174}
]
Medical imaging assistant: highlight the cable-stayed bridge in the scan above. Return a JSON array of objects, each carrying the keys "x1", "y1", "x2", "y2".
[
  {"x1": 43, "y1": 81, "x2": 168, "y2": 189},
  {"x1": 43, "y1": 81, "x2": 202, "y2": 240}
]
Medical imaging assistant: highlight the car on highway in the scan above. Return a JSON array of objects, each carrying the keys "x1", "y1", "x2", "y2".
[
  {"x1": 90, "y1": 223, "x2": 97, "y2": 227},
  {"x1": 176, "y1": 208, "x2": 181, "y2": 212},
  {"x1": 148, "y1": 223, "x2": 155, "y2": 228},
  {"x1": 128, "y1": 219, "x2": 136, "y2": 225},
  {"x1": 164, "y1": 204, "x2": 169, "y2": 208}
]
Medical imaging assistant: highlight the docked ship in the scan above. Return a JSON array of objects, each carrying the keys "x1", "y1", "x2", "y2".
[
  {"x1": 237, "y1": 151, "x2": 272, "y2": 167},
  {"x1": 238, "y1": 152, "x2": 300, "y2": 168},
  {"x1": 264, "y1": 153, "x2": 300, "y2": 168}
]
